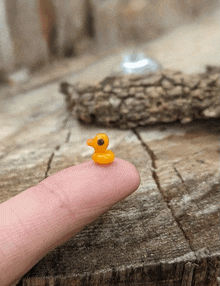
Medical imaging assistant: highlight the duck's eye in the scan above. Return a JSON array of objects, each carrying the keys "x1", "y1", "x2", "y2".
[{"x1": 97, "y1": 139, "x2": 104, "y2": 146}]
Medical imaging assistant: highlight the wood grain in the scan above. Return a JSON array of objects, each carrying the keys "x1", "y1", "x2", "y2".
[
  {"x1": 18, "y1": 119, "x2": 220, "y2": 285},
  {"x1": 1, "y1": 82, "x2": 219, "y2": 285},
  {"x1": 0, "y1": 39, "x2": 219, "y2": 284}
]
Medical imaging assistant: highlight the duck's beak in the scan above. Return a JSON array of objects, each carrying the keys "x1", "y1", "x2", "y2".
[{"x1": 87, "y1": 138, "x2": 94, "y2": 147}]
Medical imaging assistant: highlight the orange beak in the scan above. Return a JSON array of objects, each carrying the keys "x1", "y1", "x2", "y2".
[{"x1": 87, "y1": 138, "x2": 93, "y2": 147}]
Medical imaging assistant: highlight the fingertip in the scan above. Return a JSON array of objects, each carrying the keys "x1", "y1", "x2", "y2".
[
  {"x1": 113, "y1": 157, "x2": 141, "y2": 197},
  {"x1": 40, "y1": 157, "x2": 140, "y2": 212},
  {"x1": 122, "y1": 158, "x2": 141, "y2": 189},
  {"x1": 81, "y1": 157, "x2": 140, "y2": 205}
]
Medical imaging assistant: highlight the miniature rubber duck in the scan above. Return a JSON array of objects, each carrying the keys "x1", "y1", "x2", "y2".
[{"x1": 87, "y1": 133, "x2": 115, "y2": 164}]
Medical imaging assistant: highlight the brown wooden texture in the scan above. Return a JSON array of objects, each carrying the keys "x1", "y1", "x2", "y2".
[
  {"x1": 21, "y1": 120, "x2": 220, "y2": 286},
  {"x1": 6, "y1": 0, "x2": 48, "y2": 69},
  {"x1": 1, "y1": 85, "x2": 219, "y2": 286},
  {"x1": 1, "y1": 24, "x2": 220, "y2": 285}
]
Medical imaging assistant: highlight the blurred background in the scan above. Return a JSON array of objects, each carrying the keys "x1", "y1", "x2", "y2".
[{"x1": 0, "y1": 0, "x2": 219, "y2": 85}]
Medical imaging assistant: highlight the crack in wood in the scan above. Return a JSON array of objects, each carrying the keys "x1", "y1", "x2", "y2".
[
  {"x1": 55, "y1": 145, "x2": 60, "y2": 151},
  {"x1": 132, "y1": 128, "x2": 157, "y2": 169},
  {"x1": 44, "y1": 131, "x2": 71, "y2": 178},
  {"x1": 173, "y1": 166, "x2": 187, "y2": 186},
  {"x1": 173, "y1": 165, "x2": 215, "y2": 248},
  {"x1": 65, "y1": 131, "x2": 71, "y2": 143},
  {"x1": 45, "y1": 152, "x2": 55, "y2": 178},
  {"x1": 180, "y1": 262, "x2": 196, "y2": 286},
  {"x1": 132, "y1": 129, "x2": 195, "y2": 255},
  {"x1": 61, "y1": 113, "x2": 73, "y2": 129}
]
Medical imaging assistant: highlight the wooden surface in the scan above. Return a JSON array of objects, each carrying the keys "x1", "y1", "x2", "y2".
[
  {"x1": 1, "y1": 82, "x2": 220, "y2": 286},
  {"x1": 0, "y1": 19, "x2": 220, "y2": 286},
  {"x1": 1, "y1": 86, "x2": 219, "y2": 285}
]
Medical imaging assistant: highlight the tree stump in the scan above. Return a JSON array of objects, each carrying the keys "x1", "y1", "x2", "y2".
[{"x1": 0, "y1": 66, "x2": 219, "y2": 285}]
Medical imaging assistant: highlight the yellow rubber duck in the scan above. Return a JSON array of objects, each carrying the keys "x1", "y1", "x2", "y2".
[{"x1": 87, "y1": 133, "x2": 115, "y2": 164}]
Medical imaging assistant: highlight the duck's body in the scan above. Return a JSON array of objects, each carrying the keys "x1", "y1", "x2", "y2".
[
  {"x1": 92, "y1": 150, "x2": 115, "y2": 165},
  {"x1": 87, "y1": 133, "x2": 115, "y2": 165}
]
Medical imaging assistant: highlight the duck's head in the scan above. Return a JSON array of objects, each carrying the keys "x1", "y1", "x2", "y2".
[{"x1": 87, "y1": 133, "x2": 109, "y2": 152}]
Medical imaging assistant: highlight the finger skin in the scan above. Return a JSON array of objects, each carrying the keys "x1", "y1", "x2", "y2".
[{"x1": 0, "y1": 158, "x2": 140, "y2": 286}]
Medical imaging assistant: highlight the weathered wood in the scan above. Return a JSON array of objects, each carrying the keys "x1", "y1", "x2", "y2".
[
  {"x1": 0, "y1": 0, "x2": 14, "y2": 73},
  {"x1": 6, "y1": 0, "x2": 49, "y2": 69},
  {"x1": 90, "y1": 0, "x2": 219, "y2": 51},
  {"x1": 3, "y1": 0, "x2": 90, "y2": 73},
  {"x1": 60, "y1": 66, "x2": 220, "y2": 129},
  {"x1": 0, "y1": 35, "x2": 219, "y2": 284},
  {"x1": 1, "y1": 82, "x2": 219, "y2": 285},
  {"x1": 51, "y1": 0, "x2": 88, "y2": 57},
  {"x1": 15, "y1": 119, "x2": 220, "y2": 286}
]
